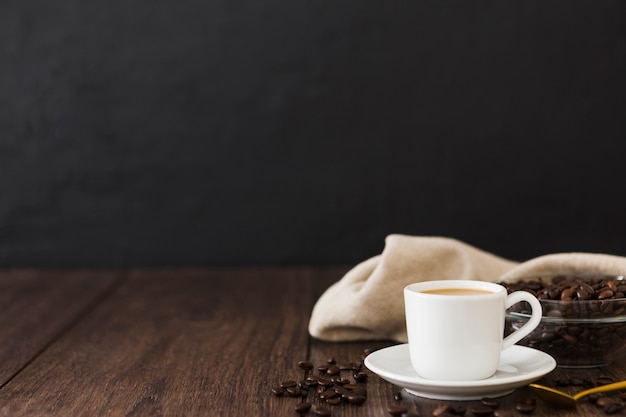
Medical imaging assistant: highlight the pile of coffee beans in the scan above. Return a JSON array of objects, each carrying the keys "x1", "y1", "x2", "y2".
[
  {"x1": 503, "y1": 276, "x2": 626, "y2": 318},
  {"x1": 270, "y1": 351, "x2": 371, "y2": 416},
  {"x1": 502, "y1": 275, "x2": 626, "y2": 366}
]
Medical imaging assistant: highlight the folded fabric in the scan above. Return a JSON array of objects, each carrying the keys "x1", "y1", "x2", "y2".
[{"x1": 308, "y1": 234, "x2": 626, "y2": 342}]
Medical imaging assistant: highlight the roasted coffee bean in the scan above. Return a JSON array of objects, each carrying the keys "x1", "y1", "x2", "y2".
[
  {"x1": 313, "y1": 405, "x2": 332, "y2": 416},
  {"x1": 305, "y1": 376, "x2": 319, "y2": 387},
  {"x1": 326, "y1": 397, "x2": 341, "y2": 405},
  {"x1": 480, "y1": 398, "x2": 499, "y2": 408},
  {"x1": 388, "y1": 405, "x2": 409, "y2": 416},
  {"x1": 295, "y1": 402, "x2": 312, "y2": 413},
  {"x1": 599, "y1": 289, "x2": 615, "y2": 300},
  {"x1": 281, "y1": 380, "x2": 297, "y2": 388},
  {"x1": 519, "y1": 396, "x2": 536, "y2": 406},
  {"x1": 394, "y1": 391, "x2": 403, "y2": 401},
  {"x1": 354, "y1": 371, "x2": 368, "y2": 382},
  {"x1": 271, "y1": 386, "x2": 285, "y2": 397},
  {"x1": 515, "y1": 403, "x2": 535, "y2": 414},
  {"x1": 327, "y1": 357, "x2": 336, "y2": 364},
  {"x1": 597, "y1": 376, "x2": 615, "y2": 385},
  {"x1": 596, "y1": 396, "x2": 614, "y2": 407},
  {"x1": 555, "y1": 378, "x2": 570, "y2": 386},
  {"x1": 449, "y1": 405, "x2": 467, "y2": 415},
  {"x1": 326, "y1": 365, "x2": 340, "y2": 376},
  {"x1": 333, "y1": 377, "x2": 350, "y2": 385},
  {"x1": 432, "y1": 405, "x2": 451, "y2": 416},
  {"x1": 352, "y1": 386, "x2": 368, "y2": 397},
  {"x1": 298, "y1": 361, "x2": 314, "y2": 370},
  {"x1": 588, "y1": 393, "x2": 604, "y2": 404},
  {"x1": 318, "y1": 389, "x2": 337, "y2": 399},
  {"x1": 347, "y1": 394, "x2": 366, "y2": 405},
  {"x1": 604, "y1": 402, "x2": 625, "y2": 414},
  {"x1": 493, "y1": 411, "x2": 512, "y2": 417},
  {"x1": 569, "y1": 377, "x2": 583, "y2": 386},
  {"x1": 317, "y1": 378, "x2": 332, "y2": 387},
  {"x1": 469, "y1": 405, "x2": 494, "y2": 416}
]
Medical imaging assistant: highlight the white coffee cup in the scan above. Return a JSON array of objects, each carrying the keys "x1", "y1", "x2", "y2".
[{"x1": 404, "y1": 280, "x2": 542, "y2": 381}]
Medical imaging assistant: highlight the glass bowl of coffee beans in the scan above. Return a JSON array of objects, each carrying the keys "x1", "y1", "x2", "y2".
[{"x1": 502, "y1": 274, "x2": 626, "y2": 368}]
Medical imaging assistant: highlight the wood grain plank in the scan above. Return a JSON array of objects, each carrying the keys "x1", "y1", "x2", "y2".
[
  {"x1": 0, "y1": 267, "x2": 345, "y2": 417},
  {"x1": 0, "y1": 269, "x2": 124, "y2": 387}
]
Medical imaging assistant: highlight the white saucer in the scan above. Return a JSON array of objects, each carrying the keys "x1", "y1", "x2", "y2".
[{"x1": 364, "y1": 344, "x2": 556, "y2": 400}]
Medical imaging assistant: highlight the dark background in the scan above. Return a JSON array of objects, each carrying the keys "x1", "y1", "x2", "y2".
[{"x1": 1, "y1": 1, "x2": 624, "y2": 267}]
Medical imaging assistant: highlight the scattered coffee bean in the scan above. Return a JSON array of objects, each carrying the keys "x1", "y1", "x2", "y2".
[
  {"x1": 295, "y1": 402, "x2": 312, "y2": 413},
  {"x1": 604, "y1": 402, "x2": 625, "y2": 414},
  {"x1": 281, "y1": 380, "x2": 297, "y2": 388},
  {"x1": 597, "y1": 376, "x2": 615, "y2": 386},
  {"x1": 354, "y1": 371, "x2": 368, "y2": 382},
  {"x1": 394, "y1": 391, "x2": 403, "y2": 401},
  {"x1": 493, "y1": 411, "x2": 512, "y2": 417},
  {"x1": 305, "y1": 376, "x2": 319, "y2": 387},
  {"x1": 271, "y1": 386, "x2": 285, "y2": 397},
  {"x1": 318, "y1": 389, "x2": 337, "y2": 399},
  {"x1": 388, "y1": 405, "x2": 409, "y2": 416},
  {"x1": 317, "y1": 378, "x2": 332, "y2": 387},
  {"x1": 313, "y1": 405, "x2": 332, "y2": 416},
  {"x1": 432, "y1": 405, "x2": 450, "y2": 416},
  {"x1": 298, "y1": 360, "x2": 314, "y2": 370},
  {"x1": 449, "y1": 405, "x2": 467, "y2": 415},
  {"x1": 480, "y1": 398, "x2": 499, "y2": 408},
  {"x1": 588, "y1": 393, "x2": 603, "y2": 404},
  {"x1": 326, "y1": 365, "x2": 340, "y2": 376},
  {"x1": 347, "y1": 394, "x2": 366, "y2": 405},
  {"x1": 596, "y1": 396, "x2": 614, "y2": 407},
  {"x1": 326, "y1": 396, "x2": 342, "y2": 405},
  {"x1": 469, "y1": 405, "x2": 494, "y2": 416},
  {"x1": 556, "y1": 378, "x2": 570, "y2": 386},
  {"x1": 569, "y1": 377, "x2": 583, "y2": 386},
  {"x1": 515, "y1": 403, "x2": 535, "y2": 414},
  {"x1": 286, "y1": 386, "x2": 304, "y2": 397}
]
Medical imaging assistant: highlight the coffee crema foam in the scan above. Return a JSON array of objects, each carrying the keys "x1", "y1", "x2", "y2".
[{"x1": 421, "y1": 288, "x2": 494, "y2": 296}]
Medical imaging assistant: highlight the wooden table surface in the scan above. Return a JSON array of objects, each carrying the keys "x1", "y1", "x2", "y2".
[{"x1": 0, "y1": 267, "x2": 625, "y2": 417}]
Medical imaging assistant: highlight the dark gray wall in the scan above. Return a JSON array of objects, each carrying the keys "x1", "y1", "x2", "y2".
[{"x1": 1, "y1": 1, "x2": 625, "y2": 267}]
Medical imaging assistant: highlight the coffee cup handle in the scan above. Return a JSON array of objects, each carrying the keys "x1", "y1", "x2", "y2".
[{"x1": 501, "y1": 291, "x2": 542, "y2": 350}]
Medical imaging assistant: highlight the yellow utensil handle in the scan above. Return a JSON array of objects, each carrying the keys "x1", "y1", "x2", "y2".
[{"x1": 573, "y1": 380, "x2": 626, "y2": 400}]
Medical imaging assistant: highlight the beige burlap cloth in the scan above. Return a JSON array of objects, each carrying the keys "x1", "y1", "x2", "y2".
[{"x1": 308, "y1": 235, "x2": 626, "y2": 342}]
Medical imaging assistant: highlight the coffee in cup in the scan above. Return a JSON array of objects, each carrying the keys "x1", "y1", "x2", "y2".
[{"x1": 404, "y1": 280, "x2": 542, "y2": 381}]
